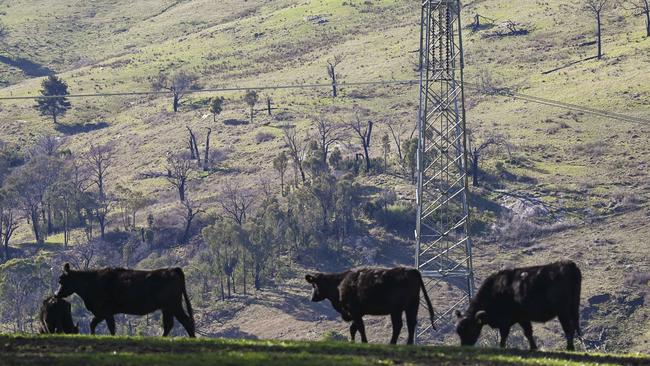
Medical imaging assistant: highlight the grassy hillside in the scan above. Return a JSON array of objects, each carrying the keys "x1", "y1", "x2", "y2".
[
  {"x1": 0, "y1": 0, "x2": 648, "y2": 354},
  {"x1": 2, "y1": 335, "x2": 649, "y2": 366}
]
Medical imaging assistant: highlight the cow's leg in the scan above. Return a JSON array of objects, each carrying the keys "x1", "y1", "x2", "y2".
[
  {"x1": 173, "y1": 308, "x2": 196, "y2": 338},
  {"x1": 162, "y1": 310, "x2": 174, "y2": 337},
  {"x1": 90, "y1": 316, "x2": 103, "y2": 335},
  {"x1": 519, "y1": 321, "x2": 538, "y2": 351},
  {"x1": 353, "y1": 316, "x2": 368, "y2": 343},
  {"x1": 349, "y1": 323, "x2": 357, "y2": 343},
  {"x1": 405, "y1": 302, "x2": 418, "y2": 345},
  {"x1": 558, "y1": 315, "x2": 575, "y2": 351},
  {"x1": 499, "y1": 327, "x2": 510, "y2": 349},
  {"x1": 389, "y1": 312, "x2": 403, "y2": 345},
  {"x1": 105, "y1": 315, "x2": 116, "y2": 335}
]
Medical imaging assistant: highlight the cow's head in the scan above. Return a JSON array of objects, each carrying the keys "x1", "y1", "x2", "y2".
[
  {"x1": 55, "y1": 263, "x2": 79, "y2": 298},
  {"x1": 305, "y1": 273, "x2": 339, "y2": 302},
  {"x1": 455, "y1": 310, "x2": 487, "y2": 346}
]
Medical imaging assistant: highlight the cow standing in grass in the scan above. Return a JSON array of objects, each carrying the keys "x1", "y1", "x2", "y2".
[
  {"x1": 305, "y1": 267, "x2": 436, "y2": 345},
  {"x1": 55, "y1": 263, "x2": 195, "y2": 337},
  {"x1": 39, "y1": 296, "x2": 79, "y2": 334},
  {"x1": 455, "y1": 260, "x2": 582, "y2": 350}
]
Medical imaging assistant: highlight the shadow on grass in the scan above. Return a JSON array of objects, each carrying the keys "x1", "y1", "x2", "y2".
[
  {"x1": 542, "y1": 56, "x2": 598, "y2": 75},
  {"x1": 0, "y1": 55, "x2": 54, "y2": 77},
  {"x1": 223, "y1": 119, "x2": 249, "y2": 126},
  {"x1": 55, "y1": 121, "x2": 109, "y2": 135}
]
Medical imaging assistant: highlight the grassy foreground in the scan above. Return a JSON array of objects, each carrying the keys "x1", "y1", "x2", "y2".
[{"x1": 0, "y1": 335, "x2": 648, "y2": 366}]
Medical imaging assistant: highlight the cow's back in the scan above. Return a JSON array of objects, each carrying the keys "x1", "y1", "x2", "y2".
[
  {"x1": 94, "y1": 267, "x2": 185, "y2": 315},
  {"x1": 340, "y1": 267, "x2": 421, "y2": 316}
]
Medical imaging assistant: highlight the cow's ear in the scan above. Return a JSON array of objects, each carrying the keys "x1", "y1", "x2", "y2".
[
  {"x1": 305, "y1": 274, "x2": 315, "y2": 284},
  {"x1": 455, "y1": 310, "x2": 462, "y2": 319},
  {"x1": 475, "y1": 310, "x2": 488, "y2": 325},
  {"x1": 63, "y1": 263, "x2": 70, "y2": 273}
]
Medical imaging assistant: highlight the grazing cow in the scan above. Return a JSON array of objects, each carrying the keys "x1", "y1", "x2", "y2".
[
  {"x1": 455, "y1": 260, "x2": 582, "y2": 350},
  {"x1": 305, "y1": 267, "x2": 435, "y2": 345},
  {"x1": 39, "y1": 296, "x2": 79, "y2": 334},
  {"x1": 55, "y1": 263, "x2": 195, "y2": 337}
]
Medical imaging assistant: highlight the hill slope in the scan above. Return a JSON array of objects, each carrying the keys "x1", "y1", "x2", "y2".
[{"x1": 0, "y1": 0, "x2": 648, "y2": 353}]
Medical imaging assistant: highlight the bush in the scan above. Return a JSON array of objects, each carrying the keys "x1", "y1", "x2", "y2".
[
  {"x1": 321, "y1": 330, "x2": 347, "y2": 342},
  {"x1": 255, "y1": 132, "x2": 275, "y2": 144}
]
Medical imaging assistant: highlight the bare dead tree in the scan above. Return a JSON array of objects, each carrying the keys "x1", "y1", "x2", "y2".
[
  {"x1": 85, "y1": 143, "x2": 113, "y2": 199},
  {"x1": 186, "y1": 126, "x2": 201, "y2": 165},
  {"x1": 386, "y1": 119, "x2": 416, "y2": 172},
  {"x1": 30, "y1": 135, "x2": 63, "y2": 157},
  {"x1": 326, "y1": 55, "x2": 343, "y2": 98},
  {"x1": 584, "y1": 0, "x2": 610, "y2": 59},
  {"x1": 624, "y1": 0, "x2": 650, "y2": 36},
  {"x1": 203, "y1": 128, "x2": 212, "y2": 172},
  {"x1": 282, "y1": 125, "x2": 306, "y2": 185},
  {"x1": 468, "y1": 132, "x2": 513, "y2": 187},
  {"x1": 218, "y1": 181, "x2": 254, "y2": 225},
  {"x1": 314, "y1": 117, "x2": 344, "y2": 165},
  {"x1": 266, "y1": 96, "x2": 273, "y2": 116},
  {"x1": 180, "y1": 199, "x2": 204, "y2": 244},
  {"x1": 152, "y1": 71, "x2": 198, "y2": 112},
  {"x1": 348, "y1": 112, "x2": 374, "y2": 173},
  {"x1": 165, "y1": 153, "x2": 193, "y2": 202}
]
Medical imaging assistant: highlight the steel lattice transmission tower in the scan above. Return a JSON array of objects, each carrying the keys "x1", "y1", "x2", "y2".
[{"x1": 415, "y1": 0, "x2": 475, "y2": 342}]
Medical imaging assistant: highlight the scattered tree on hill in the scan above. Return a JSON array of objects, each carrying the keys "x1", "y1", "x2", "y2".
[
  {"x1": 468, "y1": 133, "x2": 512, "y2": 187},
  {"x1": 165, "y1": 153, "x2": 193, "y2": 202},
  {"x1": 85, "y1": 143, "x2": 114, "y2": 240},
  {"x1": 326, "y1": 55, "x2": 343, "y2": 98},
  {"x1": 35, "y1": 75, "x2": 71, "y2": 125},
  {"x1": 203, "y1": 128, "x2": 212, "y2": 172},
  {"x1": 152, "y1": 71, "x2": 198, "y2": 112},
  {"x1": 186, "y1": 126, "x2": 200, "y2": 163},
  {"x1": 314, "y1": 117, "x2": 343, "y2": 165},
  {"x1": 180, "y1": 199, "x2": 203, "y2": 244},
  {"x1": 203, "y1": 220, "x2": 243, "y2": 299},
  {"x1": 272, "y1": 151, "x2": 289, "y2": 196},
  {"x1": 209, "y1": 96, "x2": 225, "y2": 122},
  {"x1": 243, "y1": 197, "x2": 283, "y2": 290},
  {"x1": 266, "y1": 96, "x2": 273, "y2": 116},
  {"x1": 584, "y1": 0, "x2": 610, "y2": 59},
  {"x1": 282, "y1": 126, "x2": 306, "y2": 185},
  {"x1": 348, "y1": 112, "x2": 374, "y2": 173},
  {"x1": 115, "y1": 185, "x2": 150, "y2": 230},
  {"x1": 244, "y1": 90, "x2": 259, "y2": 124},
  {"x1": 381, "y1": 133, "x2": 390, "y2": 171},
  {"x1": 403, "y1": 138, "x2": 418, "y2": 184},
  {"x1": 624, "y1": 0, "x2": 650, "y2": 36},
  {"x1": 0, "y1": 189, "x2": 18, "y2": 261},
  {"x1": 218, "y1": 181, "x2": 254, "y2": 225}
]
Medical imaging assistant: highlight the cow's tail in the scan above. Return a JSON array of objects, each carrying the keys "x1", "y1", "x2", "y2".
[
  {"x1": 571, "y1": 262, "x2": 582, "y2": 338},
  {"x1": 177, "y1": 268, "x2": 196, "y2": 336},
  {"x1": 417, "y1": 271, "x2": 436, "y2": 331}
]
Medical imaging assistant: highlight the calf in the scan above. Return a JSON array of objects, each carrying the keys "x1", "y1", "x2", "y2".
[
  {"x1": 39, "y1": 296, "x2": 79, "y2": 334},
  {"x1": 305, "y1": 267, "x2": 435, "y2": 345},
  {"x1": 55, "y1": 263, "x2": 195, "y2": 337},
  {"x1": 455, "y1": 260, "x2": 582, "y2": 350}
]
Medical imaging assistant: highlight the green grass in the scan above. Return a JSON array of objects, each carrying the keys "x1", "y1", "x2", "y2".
[{"x1": 1, "y1": 334, "x2": 648, "y2": 366}]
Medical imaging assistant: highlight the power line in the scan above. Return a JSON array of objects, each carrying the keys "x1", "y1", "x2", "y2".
[{"x1": 1, "y1": 78, "x2": 648, "y2": 125}]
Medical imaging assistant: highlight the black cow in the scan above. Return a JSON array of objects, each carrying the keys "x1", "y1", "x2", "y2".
[
  {"x1": 305, "y1": 267, "x2": 435, "y2": 345},
  {"x1": 39, "y1": 296, "x2": 79, "y2": 334},
  {"x1": 455, "y1": 260, "x2": 582, "y2": 350},
  {"x1": 55, "y1": 263, "x2": 195, "y2": 337}
]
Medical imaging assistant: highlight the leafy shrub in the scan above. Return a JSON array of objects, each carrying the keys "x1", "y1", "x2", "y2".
[{"x1": 321, "y1": 330, "x2": 347, "y2": 342}]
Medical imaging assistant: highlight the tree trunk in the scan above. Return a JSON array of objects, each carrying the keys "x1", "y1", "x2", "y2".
[
  {"x1": 63, "y1": 210, "x2": 69, "y2": 248},
  {"x1": 220, "y1": 275, "x2": 225, "y2": 301},
  {"x1": 226, "y1": 275, "x2": 231, "y2": 298},
  {"x1": 472, "y1": 153, "x2": 480, "y2": 187},
  {"x1": 173, "y1": 93, "x2": 179, "y2": 112},
  {"x1": 242, "y1": 254, "x2": 247, "y2": 296},
  {"x1": 597, "y1": 13, "x2": 602, "y2": 59},
  {"x1": 267, "y1": 98, "x2": 272, "y2": 116},
  {"x1": 203, "y1": 128, "x2": 212, "y2": 172},
  {"x1": 280, "y1": 172, "x2": 284, "y2": 196},
  {"x1": 52, "y1": 112, "x2": 58, "y2": 124},
  {"x1": 179, "y1": 183, "x2": 186, "y2": 202},
  {"x1": 254, "y1": 263, "x2": 261, "y2": 290},
  {"x1": 250, "y1": 106, "x2": 254, "y2": 124},
  {"x1": 31, "y1": 210, "x2": 41, "y2": 245},
  {"x1": 47, "y1": 204, "x2": 53, "y2": 234},
  {"x1": 646, "y1": 9, "x2": 650, "y2": 37},
  {"x1": 98, "y1": 213, "x2": 106, "y2": 240}
]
